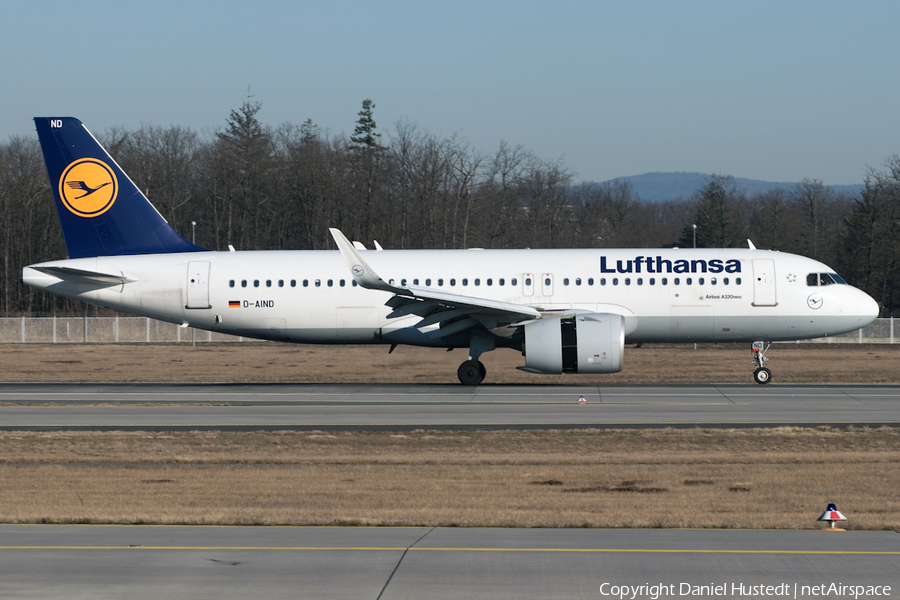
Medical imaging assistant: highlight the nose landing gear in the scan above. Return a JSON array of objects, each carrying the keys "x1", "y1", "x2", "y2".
[{"x1": 751, "y1": 341, "x2": 772, "y2": 384}]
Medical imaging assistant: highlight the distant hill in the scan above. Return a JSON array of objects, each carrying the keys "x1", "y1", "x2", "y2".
[{"x1": 597, "y1": 172, "x2": 863, "y2": 202}]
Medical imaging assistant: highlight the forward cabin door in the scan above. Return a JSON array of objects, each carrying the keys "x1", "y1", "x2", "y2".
[
  {"x1": 186, "y1": 261, "x2": 211, "y2": 309},
  {"x1": 751, "y1": 259, "x2": 777, "y2": 307}
]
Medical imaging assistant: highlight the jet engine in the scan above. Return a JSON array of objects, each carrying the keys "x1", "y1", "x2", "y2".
[{"x1": 521, "y1": 313, "x2": 624, "y2": 374}]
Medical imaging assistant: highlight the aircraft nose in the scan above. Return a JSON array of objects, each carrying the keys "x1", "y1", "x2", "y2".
[{"x1": 859, "y1": 290, "x2": 879, "y2": 327}]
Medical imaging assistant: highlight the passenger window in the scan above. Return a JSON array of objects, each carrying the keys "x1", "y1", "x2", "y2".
[
  {"x1": 661, "y1": 278, "x2": 667, "y2": 285},
  {"x1": 229, "y1": 280, "x2": 235, "y2": 288},
  {"x1": 241, "y1": 280, "x2": 247, "y2": 288},
  {"x1": 649, "y1": 278, "x2": 655, "y2": 285},
  {"x1": 438, "y1": 278, "x2": 444, "y2": 286},
  {"x1": 352, "y1": 281, "x2": 358, "y2": 287},
  {"x1": 413, "y1": 279, "x2": 419, "y2": 285},
  {"x1": 588, "y1": 278, "x2": 594, "y2": 285},
  {"x1": 575, "y1": 278, "x2": 581, "y2": 286},
  {"x1": 425, "y1": 278, "x2": 431, "y2": 286},
  {"x1": 625, "y1": 278, "x2": 631, "y2": 285},
  {"x1": 327, "y1": 279, "x2": 333, "y2": 287},
  {"x1": 698, "y1": 278, "x2": 704, "y2": 285},
  {"x1": 475, "y1": 278, "x2": 480, "y2": 286},
  {"x1": 736, "y1": 277, "x2": 742, "y2": 285},
  {"x1": 600, "y1": 278, "x2": 606, "y2": 286},
  {"x1": 710, "y1": 277, "x2": 716, "y2": 285},
  {"x1": 303, "y1": 280, "x2": 308, "y2": 287},
  {"x1": 723, "y1": 278, "x2": 729, "y2": 285},
  {"x1": 636, "y1": 278, "x2": 642, "y2": 285},
  {"x1": 544, "y1": 277, "x2": 551, "y2": 286},
  {"x1": 340, "y1": 279, "x2": 345, "y2": 287},
  {"x1": 499, "y1": 278, "x2": 505, "y2": 286},
  {"x1": 266, "y1": 280, "x2": 272, "y2": 287},
  {"x1": 462, "y1": 278, "x2": 468, "y2": 286},
  {"x1": 563, "y1": 278, "x2": 569, "y2": 286},
  {"x1": 487, "y1": 278, "x2": 492, "y2": 286},
  {"x1": 291, "y1": 280, "x2": 296, "y2": 287},
  {"x1": 525, "y1": 277, "x2": 532, "y2": 286},
  {"x1": 401, "y1": 279, "x2": 407, "y2": 286},
  {"x1": 254, "y1": 280, "x2": 260, "y2": 288},
  {"x1": 511, "y1": 278, "x2": 518, "y2": 286},
  {"x1": 674, "y1": 278, "x2": 679, "y2": 285},
  {"x1": 315, "y1": 279, "x2": 321, "y2": 287},
  {"x1": 450, "y1": 278, "x2": 456, "y2": 286},
  {"x1": 613, "y1": 278, "x2": 619, "y2": 285},
  {"x1": 686, "y1": 278, "x2": 692, "y2": 285}
]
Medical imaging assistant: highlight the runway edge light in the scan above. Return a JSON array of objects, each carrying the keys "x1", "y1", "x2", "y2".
[{"x1": 818, "y1": 503, "x2": 847, "y2": 530}]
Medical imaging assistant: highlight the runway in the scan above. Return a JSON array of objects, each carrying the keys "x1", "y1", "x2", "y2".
[
  {"x1": 1, "y1": 382, "x2": 900, "y2": 429},
  {"x1": 1, "y1": 525, "x2": 897, "y2": 599}
]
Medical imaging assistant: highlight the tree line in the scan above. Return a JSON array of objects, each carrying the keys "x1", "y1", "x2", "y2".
[{"x1": 0, "y1": 100, "x2": 897, "y2": 316}]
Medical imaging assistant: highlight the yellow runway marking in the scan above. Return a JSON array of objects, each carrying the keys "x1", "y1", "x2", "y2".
[{"x1": 1, "y1": 546, "x2": 898, "y2": 555}]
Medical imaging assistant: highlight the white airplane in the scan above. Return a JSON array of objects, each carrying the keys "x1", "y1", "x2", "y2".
[{"x1": 23, "y1": 117, "x2": 879, "y2": 385}]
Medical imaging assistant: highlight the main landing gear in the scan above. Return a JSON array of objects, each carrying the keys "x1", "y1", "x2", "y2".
[
  {"x1": 458, "y1": 359, "x2": 487, "y2": 385},
  {"x1": 751, "y1": 341, "x2": 772, "y2": 384},
  {"x1": 457, "y1": 331, "x2": 494, "y2": 385}
]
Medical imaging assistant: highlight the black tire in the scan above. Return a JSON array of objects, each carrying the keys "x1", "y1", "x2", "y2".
[
  {"x1": 458, "y1": 360, "x2": 485, "y2": 385},
  {"x1": 753, "y1": 367, "x2": 772, "y2": 385}
]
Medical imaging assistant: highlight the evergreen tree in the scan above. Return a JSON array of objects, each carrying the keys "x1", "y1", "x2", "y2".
[
  {"x1": 677, "y1": 175, "x2": 746, "y2": 248},
  {"x1": 350, "y1": 99, "x2": 384, "y2": 150}
]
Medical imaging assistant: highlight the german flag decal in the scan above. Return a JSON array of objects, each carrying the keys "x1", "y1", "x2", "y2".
[{"x1": 228, "y1": 301, "x2": 240, "y2": 308}]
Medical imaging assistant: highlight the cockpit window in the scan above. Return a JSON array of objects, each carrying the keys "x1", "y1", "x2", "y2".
[{"x1": 807, "y1": 272, "x2": 846, "y2": 286}]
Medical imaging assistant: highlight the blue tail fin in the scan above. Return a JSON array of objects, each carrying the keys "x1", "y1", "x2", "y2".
[{"x1": 34, "y1": 117, "x2": 205, "y2": 258}]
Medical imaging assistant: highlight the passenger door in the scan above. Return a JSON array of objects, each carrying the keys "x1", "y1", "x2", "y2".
[
  {"x1": 752, "y1": 259, "x2": 777, "y2": 306},
  {"x1": 185, "y1": 261, "x2": 211, "y2": 309}
]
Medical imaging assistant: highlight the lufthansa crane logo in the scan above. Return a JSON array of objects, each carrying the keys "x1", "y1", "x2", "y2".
[{"x1": 59, "y1": 158, "x2": 118, "y2": 217}]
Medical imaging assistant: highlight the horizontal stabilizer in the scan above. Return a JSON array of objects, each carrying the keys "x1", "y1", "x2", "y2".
[{"x1": 31, "y1": 266, "x2": 137, "y2": 285}]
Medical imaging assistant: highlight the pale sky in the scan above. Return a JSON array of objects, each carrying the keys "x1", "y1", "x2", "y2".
[{"x1": 3, "y1": 0, "x2": 898, "y2": 185}]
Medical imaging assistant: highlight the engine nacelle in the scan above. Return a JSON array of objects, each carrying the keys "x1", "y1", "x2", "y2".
[{"x1": 522, "y1": 313, "x2": 624, "y2": 374}]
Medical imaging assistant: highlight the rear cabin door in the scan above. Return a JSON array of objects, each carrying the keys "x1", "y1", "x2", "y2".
[
  {"x1": 186, "y1": 261, "x2": 211, "y2": 309},
  {"x1": 751, "y1": 259, "x2": 777, "y2": 306}
]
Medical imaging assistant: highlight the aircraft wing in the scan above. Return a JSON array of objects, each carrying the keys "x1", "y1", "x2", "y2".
[{"x1": 330, "y1": 228, "x2": 541, "y2": 338}]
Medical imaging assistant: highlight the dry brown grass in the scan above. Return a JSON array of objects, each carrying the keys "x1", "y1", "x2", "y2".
[
  {"x1": 1, "y1": 342, "x2": 899, "y2": 384},
  {"x1": 2, "y1": 343, "x2": 898, "y2": 529},
  {"x1": 1, "y1": 428, "x2": 898, "y2": 529}
]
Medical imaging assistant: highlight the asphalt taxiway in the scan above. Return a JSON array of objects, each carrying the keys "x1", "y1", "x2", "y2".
[
  {"x1": 1, "y1": 382, "x2": 900, "y2": 429},
  {"x1": 0, "y1": 526, "x2": 897, "y2": 599}
]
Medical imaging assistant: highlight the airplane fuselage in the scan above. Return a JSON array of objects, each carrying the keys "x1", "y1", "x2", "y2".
[{"x1": 23, "y1": 247, "x2": 877, "y2": 347}]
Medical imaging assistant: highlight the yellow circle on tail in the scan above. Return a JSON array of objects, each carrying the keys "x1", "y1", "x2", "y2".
[{"x1": 59, "y1": 159, "x2": 118, "y2": 217}]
